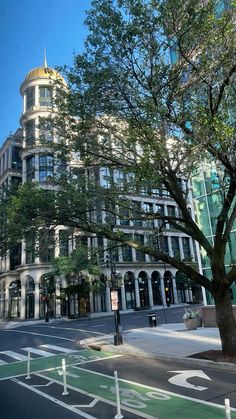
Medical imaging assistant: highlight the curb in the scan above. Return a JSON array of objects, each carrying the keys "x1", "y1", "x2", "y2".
[{"x1": 80, "y1": 340, "x2": 236, "y2": 372}]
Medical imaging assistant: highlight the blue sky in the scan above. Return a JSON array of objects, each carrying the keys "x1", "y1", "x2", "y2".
[{"x1": 0, "y1": 0, "x2": 91, "y2": 145}]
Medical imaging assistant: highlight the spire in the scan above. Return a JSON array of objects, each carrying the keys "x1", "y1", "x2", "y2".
[{"x1": 43, "y1": 49, "x2": 48, "y2": 68}]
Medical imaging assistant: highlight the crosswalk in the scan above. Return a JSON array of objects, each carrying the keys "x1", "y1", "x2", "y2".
[{"x1": 0, "y1": 345, "x2": 78, "y2": 364}]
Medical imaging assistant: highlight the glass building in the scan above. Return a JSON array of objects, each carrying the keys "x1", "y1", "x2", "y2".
[{"x1": 192, "y1": 162, "x2": 236, "y2": 304}]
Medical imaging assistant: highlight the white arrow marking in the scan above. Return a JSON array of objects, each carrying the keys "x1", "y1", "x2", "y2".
[{"x1": 168, "y1": 370, "x2": 211, "y2": 391}]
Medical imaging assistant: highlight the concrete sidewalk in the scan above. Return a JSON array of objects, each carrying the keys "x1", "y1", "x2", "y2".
[{"x1": 80, "y1": 323, "x2": 236, "y2": 371}]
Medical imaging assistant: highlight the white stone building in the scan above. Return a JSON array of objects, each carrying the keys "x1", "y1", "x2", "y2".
[{"x1": 0, "y1": 60, "x2": 203, "y2": 320}]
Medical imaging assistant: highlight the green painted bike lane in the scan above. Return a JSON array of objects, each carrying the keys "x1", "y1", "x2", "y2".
[
  {"x1": 42, "y1": 365, "x2": 236, "y2": 419},
  {"x1": 0, "y1": 349, "x2": 119, "y2": 381}
]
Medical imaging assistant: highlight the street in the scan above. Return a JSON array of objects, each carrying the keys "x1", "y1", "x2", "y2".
[{"x1": 0, "y1": 307, "x2": 236, "y2": 418}]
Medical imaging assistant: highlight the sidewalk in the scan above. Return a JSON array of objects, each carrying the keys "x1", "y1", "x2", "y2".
[{"x1": 80, "y1": 323, "x2": 236, "y2": 371}]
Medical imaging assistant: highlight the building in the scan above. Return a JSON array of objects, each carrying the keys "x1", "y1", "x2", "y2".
[
  {"x1": 192, "y1": 163, "x2": 236, "y2": 304},
  {"x1": 0, "y1": 59, "x2": 203, "y2": 320}
]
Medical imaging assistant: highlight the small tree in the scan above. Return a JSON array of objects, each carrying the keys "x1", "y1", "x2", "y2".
[{"x1": 52, "y1": 245, "x2": 101, "y2": 316}]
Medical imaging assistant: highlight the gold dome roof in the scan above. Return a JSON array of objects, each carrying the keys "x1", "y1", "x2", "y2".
[{"x1": 24, "y1": 66, "x2": 66, "y2": 84}]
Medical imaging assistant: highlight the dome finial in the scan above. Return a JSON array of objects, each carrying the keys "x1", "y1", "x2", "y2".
[{"x1": 44, "y1": 49, "x2": 48, "y2": 68}]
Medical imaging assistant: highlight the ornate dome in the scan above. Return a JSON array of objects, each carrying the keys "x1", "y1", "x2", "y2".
[{"x1": 24, "y1": 66, "x2": 66, "y2": 84}]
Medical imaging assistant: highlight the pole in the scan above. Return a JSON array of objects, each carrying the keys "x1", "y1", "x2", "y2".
[
  {"x1": 225, "y1": 399, "x2": 231, "y2": 419},
  {"x1": 114, "y1": 371, "x2": 123, "y2": 419},
  {"x1": 25, "y1": 351, "x2": 31, "y2": 380},
  {"x1": 62, "y1": 358, "x2": 69, "y2": 396},
  {"x1": 114, "y1": 309, "x2": 123, "y2": 346}
]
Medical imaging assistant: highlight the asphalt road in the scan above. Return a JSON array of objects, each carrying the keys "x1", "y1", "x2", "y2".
[{"x1": 1, "y1": 305, "x2": 235, "y2": 419}]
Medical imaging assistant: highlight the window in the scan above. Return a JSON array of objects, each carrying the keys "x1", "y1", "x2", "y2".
[
  {"x1": 39, "y1": 155, "x2": 54, "y2": 182},
  {"x1": 25, "y1": 120, "x2": 35, "y2": 146},
  {"x1": 59, "y1": 230, "x2": 69, "y2": 257},
  {"x1": 134, "y1": 234, "x2": 145, "y2": 262},
  {"x1": 26, "y1": 156, "x2": 35, "y2": 182},
  {"x1": 39, "y1": 119, "x2": 52, "y2": 142},
  {"x1": 182, "y1": 237, "x2": 191, "y2": 259},
  {"x1": 39, "y1": 86, "x2": 52, "y2": 107},
  {"x1": 11, "y1": 147, "x2": 22, "y2": 171},
  {"x1": 142, "y1": 202, "x2": 154, "y2": 228},
  {"x1": 39, "y1": 229, "x2": 54, "y2": 262},
  {"x1": 132, "y1": 201, "x2": 142, "y2": 227},
  {"x1": 171, "y1": 236, "x2": 180, "y2": 259},
  {"x1": 167, "y1": 205, "x2": 176, "y2": 228},
  {"x1": 26, "y1": 87, "x2": 35, "y2": 110},
  {"x1": 101, "y1": 167, "x2": 113, "y2": 188}
]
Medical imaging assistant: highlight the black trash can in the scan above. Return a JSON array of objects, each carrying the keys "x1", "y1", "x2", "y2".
[{"x1": 148, "y1": 313, "x2": 157, "y2": 327}]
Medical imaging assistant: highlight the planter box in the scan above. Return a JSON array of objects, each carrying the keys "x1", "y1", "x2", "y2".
[
  {"x1": 184, "y1": 318, "x2": 199, "y2": 330},
  {"x1": 201, "y1": 305, "x2": 236, "y2": 327}
]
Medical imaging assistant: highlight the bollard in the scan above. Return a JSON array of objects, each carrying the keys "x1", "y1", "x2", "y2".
[
  {"x1": 114, "y1": 371, "x2": 123, "y2": 419},
  {"x1": 225, "y1": 399, "x2": 231, "y2": 419},
  {"x1": 62, "y1": 358, "x2": 69, "y2": 396},
  {"x1": 25, "y1": 351, "x2": 31, "y2": 380}
]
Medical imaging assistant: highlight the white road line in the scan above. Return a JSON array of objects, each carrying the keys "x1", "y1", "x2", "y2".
[
  {"x1": 40, "y1": 344, "x2": 78, "y2": 353},
  {"x1": 0, "y1": 359, "x2": 7, "y2": 366},
  {"x1": 40, "y1": 326, "x2": 104, "y2": 335},
  {"x1": 11, "y1": 378, "x2": 96, "y2": 419},
  {"x1": 0, "y1": 351, "x2": 28, "y2": 361},
  {"x1": 21, "y1": 348, "x2": 55, "y2": 357},
  {"x1": 90, "y1": 324, "x2": 105, "y2": 328},
  {"x1": 4, "y1": 330, "x2": 75, "y2": 341}
]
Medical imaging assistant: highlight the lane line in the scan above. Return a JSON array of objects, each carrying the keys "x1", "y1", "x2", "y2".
[
  {"x1": 11, "y1": 378, "x2": 96, "y2": 419},
  {"x1": 0, "y1": 351, "x2": 28, "y2": 361},
  {"x1": 38, "y1": 326, "x2": 105, "y2": 335},
  {"x1": 4, "y1": 330, "x2": 75, "y2": 341},
  {"x1": 90, "y1": 324, "x2": 106, "y2": 328}
]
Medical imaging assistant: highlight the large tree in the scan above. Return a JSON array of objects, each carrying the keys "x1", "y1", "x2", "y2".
[{"x1": 2, "y1": 0, "x2": 236, "y2": 355}]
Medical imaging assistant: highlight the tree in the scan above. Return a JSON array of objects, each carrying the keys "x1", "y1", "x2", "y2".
[
  {"x1": 3, "y1": 0, "x2": 236, "y2": 355},
  {"x1": 52, "y1": 245, "x2": 101, "y2": 317}
]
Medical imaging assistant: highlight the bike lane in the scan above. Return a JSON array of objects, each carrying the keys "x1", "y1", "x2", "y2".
[
  {"x1": 41, "y1": 365, "x2": 236, "y2": 419},
  {"x1": 0, "y1": 349, "x2": 121, "y2": 381}
]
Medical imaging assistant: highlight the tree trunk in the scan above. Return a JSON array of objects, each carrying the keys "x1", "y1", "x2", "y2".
[{"x1": 214, "y1": 287, "x2": 236, "y2": 356}]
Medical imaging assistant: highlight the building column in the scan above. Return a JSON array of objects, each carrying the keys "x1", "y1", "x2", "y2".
[
  {"x1": 134, "y1": 278, "x2": 140, "y2": 308},
  {"x1": 20, "y1": 281, "x2": 26, "y2": 319},
  {"x1": 147, "y1": 278, "x2": 154, "y2": 307},
  {"x1": 5, "y1": 285, "x2": 9, "y2": 318},
  {"x1": 121, "y1": 285, "x2": 127, "y2": 311},
  {"x1": 106, "y1": 286, "x2": 112, "y2": 312},
  {"x1": 21, "y1": 240, "x2": 26, "y2": 265},
  {"x1": 34, "y1": 281, "x2": 40, "y2": 319},
  {"x1": 178, "y1": 237, "x2": 184, "y2": 260},
  {"x1": 172, "y1": 276, "x2": 178, "y2": 304},
  {"x1": 55, "y1": 278, "x2": 61, "y2": 318},
  {"x1": 160, "y1": 275, "x2": 167, "y2": 307},
  {"x1": 89, "y1": 291, "x2": 94, "y2": 313}
]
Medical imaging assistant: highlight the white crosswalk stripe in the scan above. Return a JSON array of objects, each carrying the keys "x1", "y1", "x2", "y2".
[
  {"x1": 0, "y1": 351, "x2": 28, "y2": 361},
  {"x1": 0, "y1": 345, "x2": 78, "y2": 364},
  {"x1": 21, "y1": 347, "x2": 54, "y2": 357},
  {"x1": 40, "y1": 344, "x2": 78, "y2": 353}
]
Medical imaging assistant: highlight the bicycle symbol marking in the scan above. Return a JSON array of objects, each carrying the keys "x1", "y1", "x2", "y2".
[{"x1": 100, "y1": 385, "x2": 170, "y2": 408}]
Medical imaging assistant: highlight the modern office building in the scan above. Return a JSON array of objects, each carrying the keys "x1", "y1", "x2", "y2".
[
  {"x1": 192, "y1": 163, "x2": 236, "y2": 304},
  {"x1": 0, "y1": 60, "x2": 203, "y2": 320}
]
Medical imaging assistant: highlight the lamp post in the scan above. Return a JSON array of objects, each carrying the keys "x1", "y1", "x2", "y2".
[{"x1": 106, "y1": 252, "x2": 123, "y2": 346}]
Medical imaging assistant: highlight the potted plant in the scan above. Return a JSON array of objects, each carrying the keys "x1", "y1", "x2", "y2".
[{"x1": 183, "y1": 309, "x2": 200, "y2": 330}]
